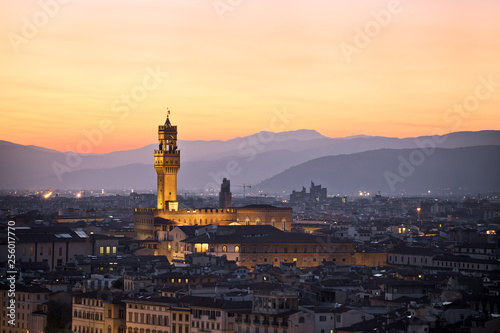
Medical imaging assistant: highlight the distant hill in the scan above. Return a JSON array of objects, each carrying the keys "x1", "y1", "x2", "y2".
[
  {"x1": 255, "y1": 145, "x2": 500, "y2": 195},
  {"x1": 0, "y1": 130, "x2": 499, "y2": 192}
]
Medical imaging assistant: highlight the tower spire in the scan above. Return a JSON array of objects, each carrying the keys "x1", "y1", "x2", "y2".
[{"x1": 165, "y1": 108, "x2": 172, "y2": 126}]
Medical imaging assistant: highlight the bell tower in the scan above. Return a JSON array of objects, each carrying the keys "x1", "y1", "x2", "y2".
[{"x1": 155, "y1": 112, "x2": 180, "y2": 211}]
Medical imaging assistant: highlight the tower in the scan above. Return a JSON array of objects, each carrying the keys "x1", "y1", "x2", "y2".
[
  {"x1": 155, "y1": 114, "x2": 180, "y2": 211},
  {"x1": 219, "y1": 177, "x2": 232, "y2": 209}
]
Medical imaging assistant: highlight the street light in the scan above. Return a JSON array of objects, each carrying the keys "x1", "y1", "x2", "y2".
[{"x1": 417, "y1": 207, "x2": 421, "y2": 227}]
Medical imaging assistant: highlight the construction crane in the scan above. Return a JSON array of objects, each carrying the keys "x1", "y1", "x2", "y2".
[
  {"x1": 235, "y1": 184, "x2": 252, "y2": 198},
  {"x1": 85, "y1": 204, "x2": 95, "y2": 256}
]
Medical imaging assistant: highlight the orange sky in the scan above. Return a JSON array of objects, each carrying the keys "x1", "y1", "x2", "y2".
[{"x1": 1, "y1": 0, "x2": 499, "y2": 153}]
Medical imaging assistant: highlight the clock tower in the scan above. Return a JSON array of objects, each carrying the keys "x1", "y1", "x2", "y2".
[{"x1": 154, "y1": 113, "x2": 180, "y2": 211}]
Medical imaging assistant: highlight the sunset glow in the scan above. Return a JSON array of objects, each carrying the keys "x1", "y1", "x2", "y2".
[{"x1": 1, "y1": 0, "x2": 499, "y2": 153}]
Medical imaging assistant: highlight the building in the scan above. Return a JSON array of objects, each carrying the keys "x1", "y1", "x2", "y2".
[
  {"x1": 72, "y1": 292, "x2": 126, "y2": 333},
  {"x1": 134, "y1": 116, "x2": 292, "y2": 241},
  {"x1": 233, "y1": 291, "x2": 313, "y2": 333},
  {"x1": 300, "y1": 306, "x2": 375, "y2": 333},
  {"x1": 290, "y1": 182, "x2": 327, "y2": 204},
  {"x1": 218, "y1": 178, "x2": 232, "y2": 209},
  {"x1": 0, "y1": 284, "x2": 50, "y2": 333},
  {"x1": 179, "y1": 224, "x2": 356, "y2": 268},
  {"x1": 7, "y1": 227, "x2": 119, "y2": 271},
  {"x1": 189, "y1": 297, "x2": 251, "y2": 333},
  {"x1": 387, "y1": 246, "x2": 500, "y2": 272}
]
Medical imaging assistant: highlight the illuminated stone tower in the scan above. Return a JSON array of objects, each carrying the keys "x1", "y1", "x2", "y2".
[{"x1": 155, "y1": 113, "x2": 180, "y2": 211}]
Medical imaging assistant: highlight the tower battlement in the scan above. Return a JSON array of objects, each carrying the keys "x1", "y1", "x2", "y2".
[{"x1": 158, "y1": 125, "x2": 177, "y2": 131}]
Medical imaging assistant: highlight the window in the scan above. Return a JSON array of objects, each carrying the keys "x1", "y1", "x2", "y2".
[
  {"x1": 319, "y1": 316, "x2": 326, "y2": 322},
  {"x1": 222, "y1": 245, "x2": 227, "y2": 253},
  {"x1": 235, "y1": 246, "x2": 240, "y2": 253}
]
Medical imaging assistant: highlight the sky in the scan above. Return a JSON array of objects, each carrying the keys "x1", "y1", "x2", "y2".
[{"x1": 1, "y1": 0, "x2": 499, "y2": 153}]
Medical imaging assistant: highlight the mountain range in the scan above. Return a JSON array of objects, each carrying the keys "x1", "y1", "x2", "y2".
[{"x1": 1, "y1": 130, "x2": 499, "y2": 195}]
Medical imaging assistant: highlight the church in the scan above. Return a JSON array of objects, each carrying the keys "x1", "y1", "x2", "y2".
[{"x1": 134, "y1": 115, "x2": 293, "y2": 241}]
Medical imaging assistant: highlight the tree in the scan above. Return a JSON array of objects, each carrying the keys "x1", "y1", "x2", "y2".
[
  {"x1": 45, "y1": 301, "x2": 72, "y2": 333},
  {"x1": 112, "y1": 277, "x2": 124, "y2": 290}
]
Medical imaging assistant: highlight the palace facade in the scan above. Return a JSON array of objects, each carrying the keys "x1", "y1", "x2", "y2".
[{"x1": 134, "y1": 116, "x2": 292, "y2": 241}]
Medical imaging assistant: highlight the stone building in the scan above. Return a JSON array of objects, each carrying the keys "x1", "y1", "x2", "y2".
[
  {"x1": 233, "y1": 291, "x2": 314, "y2": 333},
  {"x1": 179, "y1": 225, "x2": 356, "y2": 268},
  {"x1": 0, "y1": 284, "x2": 50, "y2": 333},
  {"x1": 134, "y1": 116, "x2": 292, "y2": 241},
  {"x1": 72, "y1": 291, "x2": 126, "y2": 333}
]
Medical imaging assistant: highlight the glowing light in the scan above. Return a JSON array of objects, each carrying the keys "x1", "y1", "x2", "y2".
[
  {"x1": 76, "y1": 193, "x2": 81, "y2": 198},
  {"x1": 43, "y1": 191, "x2": 53, "y2": 199}
]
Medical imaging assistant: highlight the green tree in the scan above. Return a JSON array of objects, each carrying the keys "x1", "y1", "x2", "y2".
[{"x1": 45, "y1": 301, "x2": 72, "y2": 333}]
